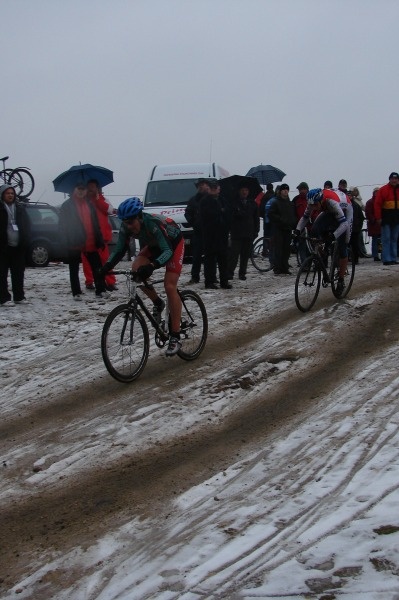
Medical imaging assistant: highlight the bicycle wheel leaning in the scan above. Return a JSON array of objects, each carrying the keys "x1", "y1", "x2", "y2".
[
  {"x1": 9, "y1": 168, "x2": 35, "y2": 199},
  {"x1": 331, "y1": 246, "x2": 355, "y2": 299},
  {"x1": 177, "y1": 290, "x2": 208, "y2": 360},
  {"x1": 295, "y1": 256, "x2": 321, "y2": 312},
  {"x1": 251, "y1": 236, "x2": 272, "y2": 272},
  {"x1": 1, "y1": 169, "x2": 22, "y2": 190},
  {"x1": 101, "y1": 304, "x2": 150, "y2": 383}
]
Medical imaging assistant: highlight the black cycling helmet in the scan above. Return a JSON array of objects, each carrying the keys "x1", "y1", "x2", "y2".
[{"x1": 117, "y1": 197, "x2": 143, "y2": 220}]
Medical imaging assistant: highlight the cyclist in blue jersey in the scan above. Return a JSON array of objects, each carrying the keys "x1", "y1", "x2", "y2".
[{"x1": 101, "y1": 197, "x2": 185, "y2": 356}]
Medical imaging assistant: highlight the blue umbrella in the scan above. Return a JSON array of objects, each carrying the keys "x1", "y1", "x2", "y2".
[
  {"x1": 246, "y1": 164, "x2": 286, "y2": 186},
  {"x1": 53, "y1": 163, "x2": 114, "y2": 193}
]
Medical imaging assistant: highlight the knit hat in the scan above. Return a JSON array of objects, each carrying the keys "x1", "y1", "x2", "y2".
[{"x1": 296, "y1": 182, "x2": 309, "y2": 190}]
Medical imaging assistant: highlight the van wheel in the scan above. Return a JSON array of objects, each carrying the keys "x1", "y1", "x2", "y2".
[{"x1": 29, "y1": 243, "x2": 50, "y2": 267}]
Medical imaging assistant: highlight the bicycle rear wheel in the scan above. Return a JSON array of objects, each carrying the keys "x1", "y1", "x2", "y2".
[
  {"x1": 251, "y1": 236, "x2": 272, "y2": 272},
  {"x1": 177, "y1": 290, "x2": 208, "y2": 360},
  {"x1": 331, "y1": 246, "x2": 355, "y2": 299},
  {"x1": 295, "y1": 256, "x2": 321, "y2": 312},
  {"x1": 101, "y1": 304, "x2": 149, "y2": 382},
  {"x1": 10, "y1": 168, "x2": 35, "y2": 199}
]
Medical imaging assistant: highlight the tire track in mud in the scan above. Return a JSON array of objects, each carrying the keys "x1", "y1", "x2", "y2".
[
  {"x1": 1, "y1": 279, "x2": 399, "y2": 588},
  {"x1": 0, "y1": 269, "x2": 380, "y2": 436},
  {"x1": 182, "y1": 375, "x2": 399, "y2": 598}
]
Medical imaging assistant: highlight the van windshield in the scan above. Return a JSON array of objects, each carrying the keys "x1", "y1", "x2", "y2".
[{"x1": 144, "y1": 179, "x2": 197, "y2": 207}]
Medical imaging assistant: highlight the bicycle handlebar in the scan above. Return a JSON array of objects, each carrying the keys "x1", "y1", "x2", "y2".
[{"x1": 109, "y1": 270, "x2": 164, "y2": 287}]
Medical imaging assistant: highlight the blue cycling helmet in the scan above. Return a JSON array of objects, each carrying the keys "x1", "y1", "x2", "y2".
[
  {"x1": 307, "y1": 188, "x2": 323, "y2": 204},
  {"x1": 118, "y1": 197, "x2": 143, "y2": 220}
]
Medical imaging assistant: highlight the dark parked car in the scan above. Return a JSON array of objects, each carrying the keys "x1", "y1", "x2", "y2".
[{"x1": 24, "y1": 202, "x2": 121, "y2": 267}]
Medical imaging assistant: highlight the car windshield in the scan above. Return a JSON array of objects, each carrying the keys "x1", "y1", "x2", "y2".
[
  {"x1": 27, "y1": 206, "x2": 59, "y2": 225},
  {"x1": 144, "y1": 179, "x2": 197, "y2": 207}
]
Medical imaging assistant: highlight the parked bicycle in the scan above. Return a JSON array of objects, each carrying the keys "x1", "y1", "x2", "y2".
[
  {"x1": 251, "y1": 235, "x2": 273, "y2": 272},
  {"x1": 0, "y1": 155, "x2": 35, "y2": 199},
  {"x1": 101, "y1": 271, "x2": 208, "y2": 382},
  {"x1": 294, "y1": 236, "x2": 355, "y2": 312}
]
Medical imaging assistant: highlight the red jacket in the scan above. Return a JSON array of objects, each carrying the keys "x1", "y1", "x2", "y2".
[
  {"x1": 90, "y1": 193, "x2": 112, "y2": 243},
  {"x1": 365, "y1": 195, "x2": 381, "y2": 237},
  {"x1": 374, "y1": 183, "x2": 399, "y2": 224}
]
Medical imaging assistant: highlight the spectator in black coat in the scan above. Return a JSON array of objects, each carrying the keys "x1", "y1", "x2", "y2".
[
  {"x1": 0, "y1": 184, "x2": 31, "y2": 306},
  {"x1": 184, "y1": 178, "x2": 210, "y2": 284},
  {"x1": 268, "y1": 183, "x2": 296, "y2": 275},
  {"x1": 228, "y1": 185, "x2": 259, "y2": 280},
  {"x1": 199, "y1": 179, "x2": 232, "y2": 289},
  {"x1": 348, "y1": 189, "x2": 365, "y2": 265}
]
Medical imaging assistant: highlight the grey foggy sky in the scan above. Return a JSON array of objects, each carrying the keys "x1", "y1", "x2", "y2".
[{"x1": 2, "y1": 0, "x2": 399, "y2": 205}]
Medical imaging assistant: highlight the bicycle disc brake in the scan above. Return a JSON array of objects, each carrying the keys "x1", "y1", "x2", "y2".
[{"x1": 180, "y1": 319, "x2": 194, "y2": 339}]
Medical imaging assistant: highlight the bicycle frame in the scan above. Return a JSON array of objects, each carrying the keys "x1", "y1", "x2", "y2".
[
  {"x1": 305, "y1": 238, "x2": 336, "y2": 285},
  {"x1": 119, "y1": 273, "x2": 169, "y2": 343},
  {"x1": 114, "y1": 272, "x2": 199, "y2": 344}
]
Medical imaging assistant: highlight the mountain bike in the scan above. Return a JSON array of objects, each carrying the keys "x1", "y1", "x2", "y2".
[
  {"x1": 0, "y1": 155, "x2": 35, "y2": 199},
  {"x1": 294, "y1": 236, "x2": 355, "y2": 312},
  {"x1": 251, "y1": 235, "x2": 273, "y2": 272},
  {"x1": 101, "y1": 271, "x2": 208, "y2": 382}
]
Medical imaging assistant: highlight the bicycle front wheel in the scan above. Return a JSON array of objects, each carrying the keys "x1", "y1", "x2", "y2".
[
  {"x1": 10, "y1": 168, "x2": 35, "y2": 199},
  {"x1": 178, "y1": 290, "x2": 208, "y2": 360},
  {"x1": 251, "y1": 236, "x2": 272, "y2": 272},
  {"x1": 295, "y1": 256, "x2": 321, "y2": 312},
  {"x1": 101, "y1": 304, "x2": 149, "y2": 383},
  {"x1": 331, "y1": 246, "x2": 355, "y2": 299}
]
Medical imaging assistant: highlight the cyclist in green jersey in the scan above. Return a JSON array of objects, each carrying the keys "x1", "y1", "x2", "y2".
[{"x1": 101, "y1": 197, "x2": 185, "y2": 356}]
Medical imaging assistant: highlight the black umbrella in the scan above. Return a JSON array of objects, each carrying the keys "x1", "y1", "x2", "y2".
[
  {"x1": 218, "y1": 175, "x2": 263, "y2": 200},
  {"x1": 246, "y1": 164, "x2": 286, "y2": 186}
]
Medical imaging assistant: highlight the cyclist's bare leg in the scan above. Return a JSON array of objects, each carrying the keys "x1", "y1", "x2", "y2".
[
  {"x1": 132, "y1": 256, "x2": 159, "y2": 303},
  {"x1": 164, "y1": 271, "x2": 182, "y2": 334}
]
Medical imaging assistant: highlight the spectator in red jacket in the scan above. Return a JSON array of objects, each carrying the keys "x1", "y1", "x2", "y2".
[
  {"x1": 82, "y1": 180, "x2": 118, "y2": 291},
  {"x1": 60, "y1": 183, "x2": 109, "y2": 300},
  {"x1": 365, "y1": 187, "x2": 381, "y2": 261},
  {"x1": 374, "y1": 172, "x2": 399, "y2": 265}
]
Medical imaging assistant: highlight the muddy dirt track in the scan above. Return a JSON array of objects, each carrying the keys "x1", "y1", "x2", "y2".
[{"x1": 1, "y1": 260, "x2": 398, "y2": 598}]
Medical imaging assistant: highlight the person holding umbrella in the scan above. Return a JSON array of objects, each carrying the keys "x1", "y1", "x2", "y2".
[
  {"x1": 81, "y1": 179, "x2": 118, "y2": 291},
  {"x1": 54, "y1": 163, "x2": 115, "y2": 300},
  {"x1": 59, "y1": 183, "x2": 109, "y2": 300}
]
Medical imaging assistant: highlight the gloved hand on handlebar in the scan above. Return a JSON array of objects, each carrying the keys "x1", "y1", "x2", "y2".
[
  {"x1": 326, "y1": 232, "x2": 336, "y2": 244},
  {"x1": 136, "y1": 263, "x2": 155, "y2": 281}
]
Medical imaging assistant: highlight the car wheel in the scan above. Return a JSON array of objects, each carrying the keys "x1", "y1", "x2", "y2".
[{"x1": 29, "y1": 243, "x2": 50, "y2": 267}]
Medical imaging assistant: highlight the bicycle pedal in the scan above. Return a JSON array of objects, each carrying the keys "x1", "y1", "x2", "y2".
[{"x1": 155, "y1": 333, "x2": 167, "y2": 348}]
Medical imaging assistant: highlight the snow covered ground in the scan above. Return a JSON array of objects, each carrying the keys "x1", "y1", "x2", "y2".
[{"x1": 1, "y1": 257, "x2": 399, "y2": 599}]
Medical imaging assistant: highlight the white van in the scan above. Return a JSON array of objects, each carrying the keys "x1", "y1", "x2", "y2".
[{"x1": 143, "y1": 163, "x2": 230, "y2": 254}]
